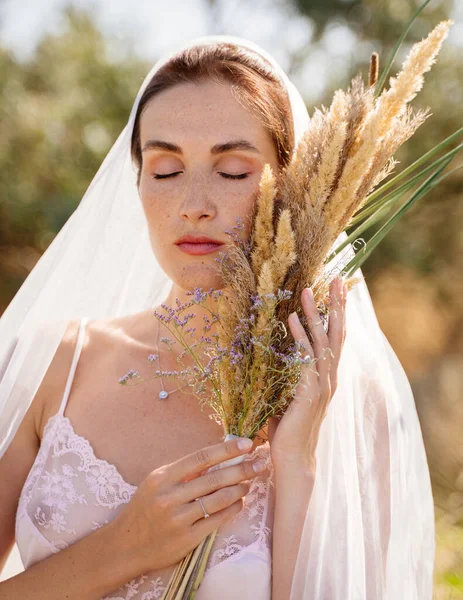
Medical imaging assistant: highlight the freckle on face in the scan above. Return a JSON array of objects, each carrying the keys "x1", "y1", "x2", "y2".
[{"x1": 138, "y1": 80, "x2": 281, "y2": 291}]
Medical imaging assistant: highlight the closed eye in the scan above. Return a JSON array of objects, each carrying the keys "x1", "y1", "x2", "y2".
[{"x1": 152, "y1": 172, "x2": 249, "y2": 180}]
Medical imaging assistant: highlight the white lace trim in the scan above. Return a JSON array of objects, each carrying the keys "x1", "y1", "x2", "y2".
[
  {"x1": 209, "y1": 443, "x2": 274, "y2": 568},
  {"x1": 16, "y1": 413, "x2": 274, "y2": 598}
]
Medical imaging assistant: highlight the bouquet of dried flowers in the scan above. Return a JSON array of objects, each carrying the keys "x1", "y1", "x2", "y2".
[{"x1": 119, "y1": 6, "x2": 461, "y2": 598}]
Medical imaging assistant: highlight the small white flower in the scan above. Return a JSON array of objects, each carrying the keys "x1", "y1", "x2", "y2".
[
  {"x1": 49, "y1": 512, "x2": 67, "y2": 533},
  {"x1": 86, "y1": 463, "x2": 122, "y2": 497}
]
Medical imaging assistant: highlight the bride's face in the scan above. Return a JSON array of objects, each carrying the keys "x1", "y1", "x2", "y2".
[{"x1": 138, "y1": 78, "x2": 280, "y2": 291}]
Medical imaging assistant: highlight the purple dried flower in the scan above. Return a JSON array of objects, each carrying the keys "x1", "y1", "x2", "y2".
[
  {"x1": 153, "y1": 310, "x2": 168, "y2": 323},
  {"x1": 118, "y1": 369, "x2": 140, "y2": 385},
  {"x1": 250, "y1": 294, "x2": 264, "y2": 310},
  {"x1": 277, "y1": 289, "x2": 293, "y2": 301},
  {"x1": 160, "y1": 303, "x2": 175, "y2": 316}
]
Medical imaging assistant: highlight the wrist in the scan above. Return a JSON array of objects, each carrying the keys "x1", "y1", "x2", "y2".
[
  {"x1": 98, "y1": 516, "x2": 147, "y2": 588},
  {"x1": 271, "y1": 452, "x2": 317, "y2": 476}
]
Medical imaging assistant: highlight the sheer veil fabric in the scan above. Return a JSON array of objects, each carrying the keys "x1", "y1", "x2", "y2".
[{"x1": 0, "y1": 35, "x2": 435, "y2": 598}]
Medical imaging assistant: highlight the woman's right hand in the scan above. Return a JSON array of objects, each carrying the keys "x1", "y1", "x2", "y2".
[{"x1": 110, "y1": 437, "x2": 267, "y2": 572}]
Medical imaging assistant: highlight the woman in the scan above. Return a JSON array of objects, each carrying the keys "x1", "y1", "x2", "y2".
[{"x1": 0, "y1": 35, "x2": 435, "y2": 599}]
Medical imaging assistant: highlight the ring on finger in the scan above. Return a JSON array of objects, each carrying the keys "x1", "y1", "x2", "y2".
[{"x1": 196, "y1": 496, "x2": 210, "y2": 518}]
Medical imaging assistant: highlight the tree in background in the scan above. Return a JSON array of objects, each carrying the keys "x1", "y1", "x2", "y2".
[
  {"x1": 0, "y1": 7, "x2": 149, "y2": 310},
  {"x1": 286, "y1": 9, "x2": 463, "y2": 574},
  {"x1": 0, "y1": 2, "x2": 461, "y2": 593},
  {"x1": 289, "y1": 0, "x2": 462, "y2": 371}
]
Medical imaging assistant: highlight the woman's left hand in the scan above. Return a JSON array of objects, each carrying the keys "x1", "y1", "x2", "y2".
[{"x1": 267, "y1": 277, "x2": 347, "y2": 471}]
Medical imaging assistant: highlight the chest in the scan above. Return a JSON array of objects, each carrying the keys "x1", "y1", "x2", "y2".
[
  {"x1": 19, "y1": 318, "x2": 274, "y2": 599},
  {"x1": 18, "y1": 407, "x2": 274, "y2": 600},
  {"x1": 39, "y1": 345, "x2": 262, "y2": 487},
  {"x1": 51, "y1": 403, "x2": 226, "y2": 490}
]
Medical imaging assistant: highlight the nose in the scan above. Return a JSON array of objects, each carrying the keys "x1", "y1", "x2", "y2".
[{"x1": 179, "y1": 175, "x2": 217, "y2": 222}]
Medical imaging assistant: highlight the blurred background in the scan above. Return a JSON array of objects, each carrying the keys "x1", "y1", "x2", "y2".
[{"x1": 0, "y1": 0, "x2": 461, "y2": 596}]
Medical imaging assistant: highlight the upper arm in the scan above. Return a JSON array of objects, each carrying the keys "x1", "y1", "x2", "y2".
[
  {"x1": 0, "y1": 318, "x2": 81, "y2": 572},
  {"x1": 0, "y1": 390, "x2": 40, "y2": 572}
]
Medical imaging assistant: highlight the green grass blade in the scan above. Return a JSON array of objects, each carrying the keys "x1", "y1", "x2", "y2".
[
  {"x1": 349, "y1": 142, "x2": 463, "y2": 226},
  {"x1": 359, "y1": 128, "x2": 463, "y2": 207},
  {"x1": 374, "y1": 0, "x2": 433, "y2": 98},
  {"x1": 342, "y1": 158, "x2": 459, "y2": 277},
  {"x1": 327, "y1": 144, "x2": 463, "y2": 262},
  {"x1": 326, "y1": 189, "x2": 406, "y2": 263},
  {"x1": 344, "y1": 161, "x2": 459, "y2": 277},
  {"x1": 343, "y1": 162, "x2": 454, "y2": 277},
  {"x1": 349, "y1": 179, "x2": 418, "y2": 228}
]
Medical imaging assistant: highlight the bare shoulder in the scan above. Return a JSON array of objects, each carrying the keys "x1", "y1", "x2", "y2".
[
  {"x1": 33, "y1": 318, "x2": 84, "y2": 439},
  {"x1": 36, "y1": 313, "x2": 144, "y2": 438},
  {"x1": 0, "y1": 318, "x2": 83, "y2": 563}
]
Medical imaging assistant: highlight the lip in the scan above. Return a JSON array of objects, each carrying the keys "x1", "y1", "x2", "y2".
[
  {"x1": 176, "y1": 242, "x2": 223, "y2": 256},
  {"x1": 174, "y1": 234, "x2": 224, "y2": 256},
  {"x1": 175, "y1": 235, "x2": 224, "y2": 245}
]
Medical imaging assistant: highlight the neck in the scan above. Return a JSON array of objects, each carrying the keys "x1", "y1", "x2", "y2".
[{"x1": 137, "y1": 282, "x2": 223, "y2": 368}]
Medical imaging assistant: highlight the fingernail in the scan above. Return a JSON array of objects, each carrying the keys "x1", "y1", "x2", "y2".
[
  {"x1": 253, "y1": 460, "x2": 266, "y2": 473},
  {"x1": 290, "y1": 311, "x2": 299, "y2": 323},
  {"x1": 306, "y1": 287, "x2": 313, "y2": 299},
  {"x1": 238, "y1": 438, "x2": 253, "y2": 450}
]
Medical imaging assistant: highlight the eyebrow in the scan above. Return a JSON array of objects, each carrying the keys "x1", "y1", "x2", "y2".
[{"x1": 141, "y1": 139, "x2": 261, "y2": 155}]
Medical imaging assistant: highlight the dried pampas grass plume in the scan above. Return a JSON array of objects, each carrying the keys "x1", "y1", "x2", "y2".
[
  {"x1": 369, "y1": 52, "x2": 379, "y2": 87},
  {"x1": 376, "y1": 20, "x2": 452, "y2": 137},
  {"x1": 250, "y1": 163, "x2": 277, "y2": 277},
  {"x1": 324, "y1": 20, "x2": 452, "y2": 235}
]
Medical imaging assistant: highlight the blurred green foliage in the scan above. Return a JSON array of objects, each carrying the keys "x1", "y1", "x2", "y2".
[
  {"x1": 0, "y1": 1, "x2": 461, "y2": 596},
  {"x1": 287, "y1": 5, "x2": 462, "y2": 593},
  {"x1": 1, "y1": 1, "x2": 460, "y2": 323},
  {"x1": 292, "y1": 0, "x2": 462, "y2": 324},
  {"x1": 293, "y1": 0, "x2": 454, "y2": 43},
  {"x1": 0, "y1": 7, "x2": 149, "y2": 310}
]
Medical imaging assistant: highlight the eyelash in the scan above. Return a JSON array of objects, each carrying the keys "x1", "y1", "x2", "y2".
[{"x1": 152, "y1": 172, "x2": 249, "y2": 180}]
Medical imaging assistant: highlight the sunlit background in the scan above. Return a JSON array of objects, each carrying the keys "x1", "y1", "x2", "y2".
[{"x1": 0, "y1": 0, "x2": 462, "y2": 596}]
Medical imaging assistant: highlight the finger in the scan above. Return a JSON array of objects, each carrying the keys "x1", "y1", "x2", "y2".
[
  {"x1": 165, "y1": 438, "x2": 254, "y2": 485},
  {"x1": 342, "y1": 282, "x2": 348, "y2": 345},
  {"x1": 190, "y1": 496, "x2": 246, "y2": 543},
  {"x1": 288, "y1": 311, "x2": 319, "y2": 394},
  {"x1": 188, "y1": 481, "x2": 251, "y2": 525},
  {"x1": 301, "y1": 288, "x2": 330, "y2": 361},
  {"x1": 327, "y1": 278, "x2": 344, "y2": 387},
  {"x1": 174, "y1": 456, "x2": 264, "y2": 506},
  {"x1": 327, "y1": 279, "x2": 344, "y2": 393},
  {"x1": 288, "y1": 310, "x2": 315, "y2": 361},
  {"x1": 301, "y1": 288, "x2": 331, "y2": 395}
]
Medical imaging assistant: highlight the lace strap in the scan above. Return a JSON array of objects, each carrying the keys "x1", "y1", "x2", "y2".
[{"x1": 57, "y1": 317, "x2": 89, "y2": 417}]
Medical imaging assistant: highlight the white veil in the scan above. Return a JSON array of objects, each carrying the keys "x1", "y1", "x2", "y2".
[{"x1": 0, "y1": 34, "x2": 435, "y2": 599}]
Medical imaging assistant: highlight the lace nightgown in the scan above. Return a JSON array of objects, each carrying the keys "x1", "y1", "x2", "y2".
[{"x1": 15, "y1": 317, "x2": 275, "y2": 599}]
